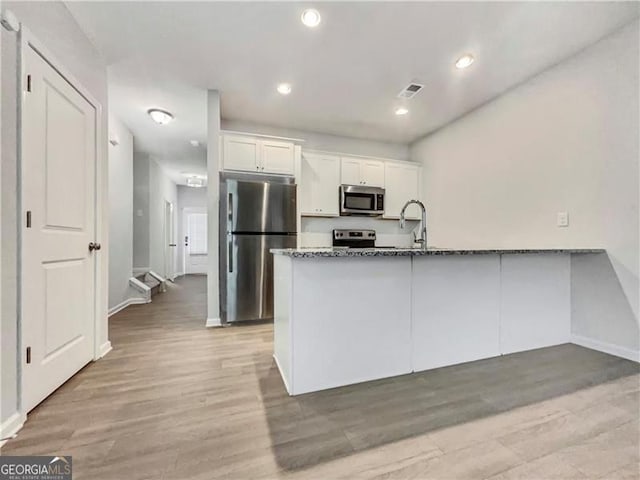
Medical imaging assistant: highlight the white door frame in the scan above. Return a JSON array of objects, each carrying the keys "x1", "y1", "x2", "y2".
[
  {"x1": 18, "y1": 27, "x2": 107, "y2": 417},
  {"x1": 182, "y1": 207, "x2": 207, "y2": 275},
  {"x1": 164, "y1": 200, "x2": 175, "y2": 281}
]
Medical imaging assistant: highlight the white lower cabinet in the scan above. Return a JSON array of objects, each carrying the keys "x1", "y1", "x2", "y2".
[
  {"x1": 300, "y1": 153, "x2": 340, "y2": 216},
  {"x1": 384, "y1": 162, "x2": 421, "y2": 219}
]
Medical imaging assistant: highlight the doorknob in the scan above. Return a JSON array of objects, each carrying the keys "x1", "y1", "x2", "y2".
[{"x1": 88, "y1": 242, "x2": 101, "y2": 252}]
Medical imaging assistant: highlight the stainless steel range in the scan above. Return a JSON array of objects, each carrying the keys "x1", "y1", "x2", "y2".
[{"x1": 332, "y1": 229, "x2": 376, "y2": 248}]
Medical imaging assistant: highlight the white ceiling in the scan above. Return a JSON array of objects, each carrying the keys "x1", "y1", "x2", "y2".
[{"x1": 66, "y1": 1, "x2": 639, "y2": 184}]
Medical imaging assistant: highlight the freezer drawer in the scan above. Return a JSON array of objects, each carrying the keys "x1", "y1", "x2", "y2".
[{"x1": 221, "y1": 233, "x2": 297, "y2": 323}]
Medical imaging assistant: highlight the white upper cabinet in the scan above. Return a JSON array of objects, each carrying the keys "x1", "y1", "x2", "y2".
[
  {"x1": 223, "y1": 135, "x2": 259, "y2": 173},
  {"x1": 261, "y1": 140, "x2": 295, "y2": 175},
  {"x1": 340, "y1": 158, "x2": 361, "y2": 185},
  {"x1": 340, "y1": 157, "x2": 384, "y2": 187},
  {"x1": 361, "y1": 160, "x2": 385, "y2": 187},
  {"x1": 300, "y1": 153, "x2": 340, "y2": 216},
  {"x1": 222, "y1": 134, "x2": 295, "y2": 175},
  {"x1": 383, "y1": 162, "x2": 421, "y2": 220}
]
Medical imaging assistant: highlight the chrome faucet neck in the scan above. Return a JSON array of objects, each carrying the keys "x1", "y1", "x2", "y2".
[{"x1": 399, "y1": 199, "x2": 427, "y2": 250}]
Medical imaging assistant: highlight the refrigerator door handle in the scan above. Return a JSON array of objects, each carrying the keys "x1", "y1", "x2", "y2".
[
  {"x1": 228, "y1": 192, "x2": 233, "y2": 227},
  {"x1": 228, "y1": 236, "x2": 233, "y2": 273}
]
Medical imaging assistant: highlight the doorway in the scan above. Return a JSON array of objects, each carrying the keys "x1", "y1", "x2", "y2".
[{"x1": 183, "y1": 208, "x2": 208, "y2": 275}]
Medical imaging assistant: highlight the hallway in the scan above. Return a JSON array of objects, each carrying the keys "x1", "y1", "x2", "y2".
[{"x1": 2, "y1": 275, "x2": 638, "y2": 480}]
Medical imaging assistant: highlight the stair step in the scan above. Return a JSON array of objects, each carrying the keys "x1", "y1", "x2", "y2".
[{"x1": 135, "y1": 272, "x2": 163, "y2": 298}]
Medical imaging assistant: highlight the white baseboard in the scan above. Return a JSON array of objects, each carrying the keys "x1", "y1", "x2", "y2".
[
  {"x1": 571, "y1": 334, "x2": 640, "y2": 363},
  {"x1": 108, "y1": 297, "x2": 149, "y2": 317},
  {"x1": 0, "y1": 412, "x2": 25, "y2": 446},
  {"x1": 98, "y1": 341, "x2": 112, "y2": 359},
  {"x1": 206, "y1": 317, "x2": 222, "y2": 328}
]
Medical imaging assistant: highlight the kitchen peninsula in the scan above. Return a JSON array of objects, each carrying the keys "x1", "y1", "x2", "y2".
[{"x1": 272, "y1": 247, "x2": 605, "y2": 395}]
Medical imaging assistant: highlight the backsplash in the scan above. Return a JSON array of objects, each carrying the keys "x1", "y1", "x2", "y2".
[{"x1": 300, "y1": 216, "x2": 419, "y2": 248}]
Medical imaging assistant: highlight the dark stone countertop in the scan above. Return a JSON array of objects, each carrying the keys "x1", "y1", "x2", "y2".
[{"x1": 270, "y1": 247, "x2": 606, "y2": 258}]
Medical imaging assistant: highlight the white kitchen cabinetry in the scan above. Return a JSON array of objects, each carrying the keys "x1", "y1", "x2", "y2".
[
  {"x1": 223, "y1": 135, "x2": 259, "y2": 173},
  {"x1": 340, "y1": 157, "x2": 384, "y2": 187},
  {"x1": 300, "y1": 153, "x2": 340, "y2": 216},
  {"x1": 384, "y1": 162, "x2": 421, "y2": 220},
  {"x1": 261, "y1": 140, "x2": 296, "y2": 175},
  {"x1": 223, "y1": 134, "x2": 295, "y2": 175}
]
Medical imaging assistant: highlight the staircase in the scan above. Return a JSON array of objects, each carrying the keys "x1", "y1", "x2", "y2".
[{"x1": 129, "y1": 270, "x2": 167, "y2": 303}]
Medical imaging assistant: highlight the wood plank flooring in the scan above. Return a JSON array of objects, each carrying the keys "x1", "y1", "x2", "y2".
[{"x1": 2, "y1": 275, "x2": 638, "y2": 479}]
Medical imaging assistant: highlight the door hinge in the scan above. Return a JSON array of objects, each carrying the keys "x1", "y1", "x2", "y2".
[
  {"x1": 26, "y1": 74, "x2": 31, "y2": 92},
  {"x1": 26, "y1": 346, "x2": 31, "y2": 364},
  {"x1": 26, "y1": 210, "x2": 32, "y2": 228}
]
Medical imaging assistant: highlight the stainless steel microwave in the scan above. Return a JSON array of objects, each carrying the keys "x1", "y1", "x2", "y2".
[{"x1": 339, "y1": 185, "x2": 385, "y2": 216}]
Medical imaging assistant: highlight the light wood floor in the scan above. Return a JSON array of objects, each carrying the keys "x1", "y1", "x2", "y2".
[{"x1": 2, "y1": 275, "x2": 639, "y2": 480}]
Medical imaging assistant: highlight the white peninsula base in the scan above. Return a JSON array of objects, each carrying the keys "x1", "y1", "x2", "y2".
[{"x1": 273, "y1": 248, "x2": 604, "y2": 395}]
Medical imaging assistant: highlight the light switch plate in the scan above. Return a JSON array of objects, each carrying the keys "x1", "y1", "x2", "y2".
[{"x1": 557, "y1": 212, "x2": 569, "y2": 227}]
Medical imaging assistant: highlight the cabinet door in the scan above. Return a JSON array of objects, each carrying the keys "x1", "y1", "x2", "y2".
[
  {"x1": 261, "y1": 140, "x2": 295, "y2": 175},
  {"x1": 341, "y1": 158, "x2": 361, "y2": 185},
  {"x1": 383, "y1": 162, "x2": 421, "y2": 219},
  {"x1": 361, "y1": 160, "x2": 385, "y2": 187},
  {"x1": 223, "y1": 135, "x2": 259, "y2": 172},
  {"x1": 301, "y1": 153, "x2": 340, "y2": 216}
]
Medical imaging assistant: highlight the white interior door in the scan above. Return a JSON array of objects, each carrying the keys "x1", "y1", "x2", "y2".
[
  {"x1": 22, "y1": 44, "x2": 97, "y2": 412},
  {"x1": 185, "y1": 210, "x2": 208, "y2": 274},
  {"x1": 164, "y1": 201, "x2": 176, "y2": 280}
]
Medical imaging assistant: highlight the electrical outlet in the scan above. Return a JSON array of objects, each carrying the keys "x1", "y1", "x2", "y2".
[{"x1": 557, "y1": 212, "x2": 569, "y2": 227}]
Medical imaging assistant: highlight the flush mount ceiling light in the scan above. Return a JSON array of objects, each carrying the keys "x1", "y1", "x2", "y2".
[
  {"x1": 277, "y1": 83, "x2": 292, "y2": 95},
  {"x1": 147, "y1": 109, "x2": 174, "y2": 125},
  {"x1": 301, "y1": 8, "x2": 321, "y2": 28},
  {"x1": 186, "y1": 175, "x2": 206, "y2": 188},
  {"x1": 395, "y1": 107, "x2": 409, "y2": 116},
  {"x1": 455, "y1": 54, "x2": 475, "y2": 69}
]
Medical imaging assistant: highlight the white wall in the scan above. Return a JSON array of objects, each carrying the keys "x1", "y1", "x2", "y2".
[
  {"x1": 411, "y1": 21, "x2": 639, "y2": 353},
  {"x1": 133, "y1": 153, "x2": 178, "y2": 278},
  {"x1": 108, "y1": 115, "x2": 134, "y2": 310},
  {"x1": 133, "y1": 152, "x2": 151, "y2": 271},
  {"x1": 149, "y1": 159, "x2": 178, "y2": 278},
  {"x1": 207, "y1": 91, "x2": 221, "y2": 325},
  {"x1": 1, "y1": 1, "x2": 109, "y2": 427},
  {"x1": 176, "y1": 185, "x2": 207, "y2": 275}
]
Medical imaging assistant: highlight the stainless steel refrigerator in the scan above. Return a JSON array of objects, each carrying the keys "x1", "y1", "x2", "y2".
[{"x1": 219, "y1": 173, "x2": 297, "y2": 324}]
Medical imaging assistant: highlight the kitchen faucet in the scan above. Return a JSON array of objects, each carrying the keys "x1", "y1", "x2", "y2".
[{"x1": 399, "y1": 200, "x2": 427, "y2": 250}]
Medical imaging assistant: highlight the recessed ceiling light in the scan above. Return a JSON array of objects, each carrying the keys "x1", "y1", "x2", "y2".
[
  {"x1": 455, "y1": 54, "x2": 475, "y2": 69},
  {"x1": 301, "y1": 8, "x2": 321, "y2": 28},
  {"x1": 277, "y1": 83, "x2": 292, "y2": 95},
  {"x1": 395, "y1": 107, "x2": 409, "y2": 116},
  {"x1": 148, "y1": 109, "x2": 174, "y2": 125},
  {"x1": 190, "y1": 140, "x2": 200, "y2": 147}
]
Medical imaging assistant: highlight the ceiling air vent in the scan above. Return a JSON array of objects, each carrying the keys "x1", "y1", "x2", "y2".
[{"x1": 397, "y1": 83, "x2": 424, "y2": 99}]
